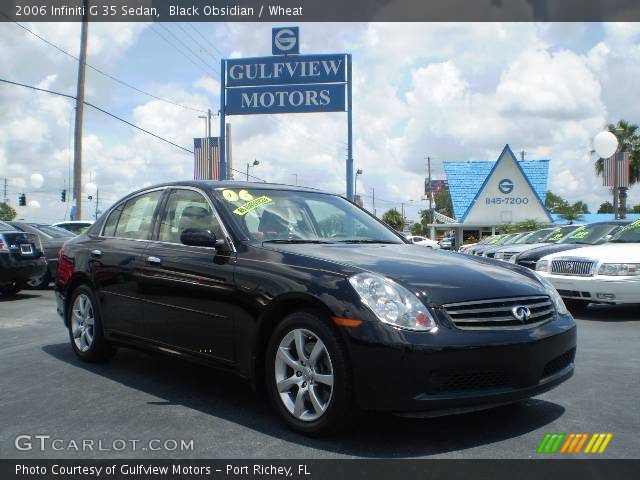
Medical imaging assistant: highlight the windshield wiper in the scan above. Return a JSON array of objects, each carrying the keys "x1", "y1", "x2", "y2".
[
  {"x1": 336, "y1": 239, "x2": 398, "y2": 244},
  {"x1": 262, "y1": 239, "x2": 334, "y2": 244}
]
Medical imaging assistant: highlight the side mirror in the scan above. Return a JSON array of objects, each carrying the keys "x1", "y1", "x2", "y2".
[{"x1": 180, "y1": 228, "x2": 224, "y2": 248}]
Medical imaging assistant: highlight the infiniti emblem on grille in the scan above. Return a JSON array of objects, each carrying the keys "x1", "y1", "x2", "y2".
[{"x1": 511, "y1": 306, "x2": 531, "y2": 322}]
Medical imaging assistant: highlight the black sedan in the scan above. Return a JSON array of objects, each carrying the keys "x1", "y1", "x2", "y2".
[
  {"x1": 514, "y1": 220, "x2": 631, "y2": 270},
  {"x1": 0, "y1": 220, "x2": 46, "y2": 296},
  {"x1": 55, "y1": 182, "x2": 576, "y2": 435},
  {"x1": 9, "y1": 222, "x2": 74, "y2": 289}
]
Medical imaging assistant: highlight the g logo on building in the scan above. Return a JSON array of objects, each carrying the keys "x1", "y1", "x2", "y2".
[
  {"x1": 272, "y1": 27, "x2": 299, "y2": 55},
  {"x1": 498, "y1": 178, "x2": 514, "y2": 194}
]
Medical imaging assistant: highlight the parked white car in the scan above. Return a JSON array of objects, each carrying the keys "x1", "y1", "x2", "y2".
[
  {"x1": 536, "y1": 220, "x2": 640, "y2": 305},
  {"x1": 405, "y1": 235, "x2": 440, "y2": 248}
]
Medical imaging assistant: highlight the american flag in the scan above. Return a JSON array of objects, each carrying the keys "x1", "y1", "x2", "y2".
[
  {"x1": 603, "y1": 151, "x2": 630, "y2": 188},
  {"x1": 193, "y1": 137, "x2": 220, "y2": 180}
]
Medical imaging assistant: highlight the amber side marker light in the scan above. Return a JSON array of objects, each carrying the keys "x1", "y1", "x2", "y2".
[{"x1": 331, "y1": 316, "x2": 363, "y2": 328}]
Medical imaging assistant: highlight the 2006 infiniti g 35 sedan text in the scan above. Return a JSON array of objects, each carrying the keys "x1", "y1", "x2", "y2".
[{"x1": 55, "y1": 181, "x2": 576, "y2": 435}]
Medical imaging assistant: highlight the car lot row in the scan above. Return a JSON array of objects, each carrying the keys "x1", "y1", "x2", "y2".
[{"x1": 459, "y1": 220, "x2": 640, "y2": 307}]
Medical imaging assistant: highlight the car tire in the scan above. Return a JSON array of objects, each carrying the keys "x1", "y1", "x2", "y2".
[
  {"x1": 26, "y1": 271, "x2": 50, "y2": 290},
  {"x1": 0, "y1": 282, "x2": 21, "y2": 297},
  {"x1": 67, "y1": 285, "x2": 115, "y2": 362},
  {"x1": 265, "y1": 310, "x2": 354, "y2": 436}
]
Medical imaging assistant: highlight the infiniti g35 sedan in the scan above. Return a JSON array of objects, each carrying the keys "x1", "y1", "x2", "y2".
[{"x1": 55, "y1": 181, "x2": 577, "y2": 435}]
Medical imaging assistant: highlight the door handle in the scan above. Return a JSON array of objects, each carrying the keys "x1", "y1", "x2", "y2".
[
  {"x1": 90, "y1": 249, "x2": 102, "y2": 257},
  {"x1": 147, "y1": 256, "x2": 162, "y2": 265}
]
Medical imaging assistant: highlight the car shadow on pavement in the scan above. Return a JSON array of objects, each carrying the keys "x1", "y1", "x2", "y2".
[
  {"x1": 570, "y1": 303, "x2": 640, "y2": 322},
  {"x1": 0, "y1": 292, "x2": 41, "y2": 302},
  {"x1": 42, "y1": 342, "x2": 565, "y2": 458}
]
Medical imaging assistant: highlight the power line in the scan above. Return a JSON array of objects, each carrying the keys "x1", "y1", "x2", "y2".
[
  {"x1": 186, "y1": 22, "x2": 227, "y2": 59},
  {"x1": 0, "y1": 11, "x2": 208, "y2": 114},
  {"x1": 0, "y1": 77, "x2": 194, "y2": 154},
  {"x1": 151, "y1": 24, "x2": 218, "y2": 78}
]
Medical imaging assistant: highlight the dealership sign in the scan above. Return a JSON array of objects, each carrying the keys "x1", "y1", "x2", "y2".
[{"x1": 219, "y1": 27, "x2": 354, "y2": 198}]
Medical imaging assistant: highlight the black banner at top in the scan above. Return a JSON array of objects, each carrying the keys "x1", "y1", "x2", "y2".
[{"x1": 2, "y1": 0, "x2": 640, "y2": 22}]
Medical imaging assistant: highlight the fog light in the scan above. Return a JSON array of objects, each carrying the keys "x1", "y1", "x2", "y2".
[{"x1": 596, "y1": 293, "x2": 616, "y2": 300}]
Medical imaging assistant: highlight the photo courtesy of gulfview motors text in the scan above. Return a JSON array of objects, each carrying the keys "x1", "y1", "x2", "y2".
[{"x1": 0, "y1": 1, "x2": 639, "y2": 480}]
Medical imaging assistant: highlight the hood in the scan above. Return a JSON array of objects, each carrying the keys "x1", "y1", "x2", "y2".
[
  {"x1": 542, "y1": 242, "x2": 640, "y2": 262},
  {"x1": 262, "y1": 243, "x2": 547, "y2": 305}
]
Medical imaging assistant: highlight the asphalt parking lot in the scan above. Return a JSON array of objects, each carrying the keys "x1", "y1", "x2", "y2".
[{"x1": 0, "y1": 289, "x2": 638, "y2": 459}]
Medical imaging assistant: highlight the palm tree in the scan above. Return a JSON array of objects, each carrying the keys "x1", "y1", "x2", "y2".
[{"x1": 382, "y1": 208, "x2": 404, "y2": 231}]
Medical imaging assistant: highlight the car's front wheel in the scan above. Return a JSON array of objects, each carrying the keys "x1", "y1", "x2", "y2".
[
  {"x1": 67, "y1": 285, "x2": 115, "y2": 362},
  {"x1": 0, "y1": 282, "x2": 21, "y2": 297},
  {"x1": 266, "y1": 311, "x2": 353, "y2": 436}
]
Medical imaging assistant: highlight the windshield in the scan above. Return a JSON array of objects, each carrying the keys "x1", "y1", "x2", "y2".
[
  {"x1": 31, "y1": 224, "x2": 74, "y2": 238},
  {"x1": 609, "y1": 220, "x2": 640, "y2": 243},
  {"x1": 559, "y1": 223, "x2": 622, "y2": 244},
  {"x1": 521, "y1": 228, "x2": 554, "y2": 244},
  {"x1": 215, "y1": 188, "x2": 403, "y2": 244},
  {"x1": 0, "y1": 221, "x2": 15, "y2": 232},
  {"x1": 511, "y1": 232, "x2": 533, "y2": 244}
]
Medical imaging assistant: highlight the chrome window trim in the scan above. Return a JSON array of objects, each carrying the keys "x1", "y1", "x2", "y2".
[{"x1": 99, "y1": 185, "x2": 236, "y2": 254}]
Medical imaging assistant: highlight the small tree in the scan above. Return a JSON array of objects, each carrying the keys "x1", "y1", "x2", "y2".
[
  {"x1": 558, "y1": 203, "x2": 585, "y2": 224},
  {"x1": 382, "y1": 208, "x2": 404, "y2": 231},
  {"x1": 0, "y1": 202, "x2": 17, "y2": 221},
  {"x1": 598, "y1": 201, "x2": 614, "y2": 214},
  {"x1": 631, "y1": 204, "x2": 640, "y2": 214},
  {"x1": 545, "y1": 191, "x2": 569, "y2": 213}
]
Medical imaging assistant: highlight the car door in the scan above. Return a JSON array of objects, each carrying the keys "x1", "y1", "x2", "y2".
[
  {"x1": 136, "y1": 187, "x2": 237, "y2": 363},
  {"x1": 89, "y1": 189, "x2": 164, "y2": 339}
]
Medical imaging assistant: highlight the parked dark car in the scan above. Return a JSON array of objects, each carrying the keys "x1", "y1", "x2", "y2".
[
  {"x1": 514, "y1": 220, "x2": 632, "y2": 270},
  {"x1": 55, "y1": 182, "x2": 576, "y2": 435},
  {"x1": 0, "y1": 220, "x2": 46, "y2": 297},
  {"x1": 9, "y1": 222, "x2": 74, "y2": 289},
  {"x1": 467, "y1": 232, "x2": 522, "y2": 256}
]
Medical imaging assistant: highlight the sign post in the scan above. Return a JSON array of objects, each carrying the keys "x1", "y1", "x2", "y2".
[{"x1": 218, "y1": 27, "x2": 354, "y2": 200}]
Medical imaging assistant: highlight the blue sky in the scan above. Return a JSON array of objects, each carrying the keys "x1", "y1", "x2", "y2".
[{"x1": 1, "y1": 22, "x2": 639, "y2": 222}]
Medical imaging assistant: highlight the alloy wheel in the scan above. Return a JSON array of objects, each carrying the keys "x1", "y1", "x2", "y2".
[
  {"x1": 70, "y1": 293, "x2": 95, "y2": 352},
  {"x1": 274, "y1": 328, "x2": 334, "y2": 421}
]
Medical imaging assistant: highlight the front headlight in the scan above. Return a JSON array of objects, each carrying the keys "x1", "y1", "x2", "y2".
[
  {"x1": 597, "y1": 263, "x2": 640, "y2": 276},
  {"x1": 536, "y1": 259, "x2": 550, "y2": 272},
  {"x1": 533, "y1": 271, "x2": 569, "y2": 315},
  {"x1": 348, "y1": 273, "x2": 436, "y2": 331}
]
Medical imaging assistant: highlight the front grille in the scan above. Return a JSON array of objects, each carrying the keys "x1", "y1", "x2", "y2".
[
  {"x1": 542, "y1": 348, "x2": 576, "y2": 378},
  {"x1": 443, "y1": 296, "x2": 554, "y2": 330},
  {"x1": 427, "y1": 370, "x2": 509, "y2": 393},
  {"x1": 551, "y1": 259, "x2": 595, "y2": 276}
]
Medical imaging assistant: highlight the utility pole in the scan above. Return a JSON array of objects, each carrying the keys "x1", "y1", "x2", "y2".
[
  {"x1": 520, "y1": 150, "x2": 527, "y2": 161},
  {"x1": 94, "y1": 188, "x2": 99, "y2": 220},
  {"x1": 371, "y1": 187, "x2": 376, "y2": 217},
  {"x1": 73, "y1": 0, "x2": 89, "y2": 221},
  {"x1": 426, "y1": 155, "x2": 433, "y2": 223},
  {"x1": 2, "y1": 178, "x2": 7, "y2": 203}
]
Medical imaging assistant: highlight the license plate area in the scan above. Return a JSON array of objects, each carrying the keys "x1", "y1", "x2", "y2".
[{"x1": 20, "y1": 244, "x2": 33, "y2": 255}]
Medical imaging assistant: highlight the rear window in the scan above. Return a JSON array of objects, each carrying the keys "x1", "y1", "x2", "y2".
[{"x1": 0, "y1": 221, "x2": 14, "y2": 232}]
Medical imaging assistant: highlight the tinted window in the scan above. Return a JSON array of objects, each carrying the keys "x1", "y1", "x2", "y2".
[
  {"x1": 31, "y1": 224, "x2": 73, "y2": 238},
  {"x1": 216, "y1": 188, "x2": 401, "y2": 243},
  {"x1": 103, "y1": 206, "x2": 123, "y2": 237},
  {"x1": 113, "y1": 191, "x2": 162, "y2": 240},
  {"x1": 0, "y1": 221, "x2": 14, "y2": 232},
  {"x1": 559, "y1": 223, "x2": 619, "y2": 244},
  {"x1": 610, "y1": 219, "x2": 640, "y2": 243},
  {"x1": 158, "y1": 189, "x2": 223, "y2": 244}
]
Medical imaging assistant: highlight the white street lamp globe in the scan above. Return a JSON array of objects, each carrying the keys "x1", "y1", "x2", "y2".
[
  {"x1": 593, "y1": 131, "x2": 619, "y2": 158},
  {"x1": 85, "y1": 182, "x2": 98, "y2": 196},
  {"x1": 28, "y1": 200, "x2": 40, "y2": 209},
  {"x1": 30, "y1": 173, "x2": 44, "y2": 189}
]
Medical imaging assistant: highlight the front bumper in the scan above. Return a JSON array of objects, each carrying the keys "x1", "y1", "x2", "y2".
[
  {"x1": 539, "y1": 271, "x2": 640, "y2": 304},
  {"x1": 344, "y1": 313, "x2": 576, "y2": 413}
]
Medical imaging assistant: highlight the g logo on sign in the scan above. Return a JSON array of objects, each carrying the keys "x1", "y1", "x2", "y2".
[
  {"x1": 272, "y1": 27, "x2": 299, "y2": 55},
  {"x1": 498, "y1": 178, "x2": 514, "y2": 194}
]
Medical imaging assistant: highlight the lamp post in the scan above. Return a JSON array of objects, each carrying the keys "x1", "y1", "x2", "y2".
[
  {"x1": 246, "y1": 159, "x2": 259, "y2": 181},
  {"x1": 354, "y1": 169, "x2": 363, "y2": 197},
  {"x1": 593, "y1": 130, "x2": 619, "y2": 219}
]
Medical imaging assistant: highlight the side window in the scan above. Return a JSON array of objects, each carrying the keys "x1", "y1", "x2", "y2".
[
  {"x1": 102, "y1": 206, "x2": 123, "y2": 237},
  {"x1": 113, "y1": 191, "x2": 162, "y2": 240},
  {"x1": 158, "y1": 189, "x2": 223, "y2": 244}
]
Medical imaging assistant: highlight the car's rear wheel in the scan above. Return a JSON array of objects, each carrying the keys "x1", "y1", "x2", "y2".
[
  {"x1": 26, "y1": 271, "x2": 50, "y2": 290},
  {"x1": 265, "y1": 310, "x2": 353, "y2": 436},
  {"x1": 0, "y1": 282, "x2": 21, "y2": 297},
  {"x1": 67, "y1": 285, "x2": 115, "y2": 362}
]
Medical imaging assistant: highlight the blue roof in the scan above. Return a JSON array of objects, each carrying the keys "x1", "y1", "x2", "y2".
[
  {"x1": 551, "y1": 213, "x2": 640, "y2": 224},
  {"x1": 444, "y1": 146, "x2": 550, "y2": 221}
]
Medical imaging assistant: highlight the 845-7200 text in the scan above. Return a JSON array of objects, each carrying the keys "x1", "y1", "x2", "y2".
[{"x1": 485, "y1": 197, "x2": 530, "y2": 205}]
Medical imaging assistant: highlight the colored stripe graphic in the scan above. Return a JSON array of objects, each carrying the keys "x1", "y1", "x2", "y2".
[{"x1": 540, "y1": 433, "x2": 613, "y2": 454}]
